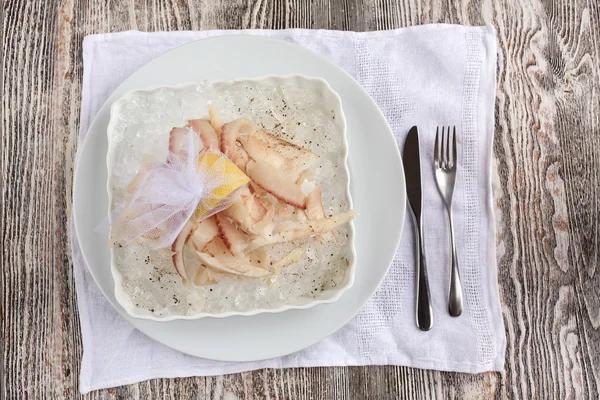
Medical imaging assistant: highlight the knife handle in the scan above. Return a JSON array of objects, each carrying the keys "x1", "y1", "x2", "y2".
[{"x1": 416, "y1": 233, "x2": 433, "y2": 331}]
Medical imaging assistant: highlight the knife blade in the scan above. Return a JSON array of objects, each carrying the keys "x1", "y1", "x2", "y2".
[{"x1": 402, "y1": 126, "x2": 433, "y2": 331}]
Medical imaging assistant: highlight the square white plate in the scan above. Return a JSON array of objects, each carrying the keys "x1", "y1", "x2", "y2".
[{"x1": 107, "y1": 76, "x2": 356, "y2": 320}]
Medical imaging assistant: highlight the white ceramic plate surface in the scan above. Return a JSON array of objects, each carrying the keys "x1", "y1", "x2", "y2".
[{"x1": 73, "y1": 35, "x2": 405, "y2": 362}]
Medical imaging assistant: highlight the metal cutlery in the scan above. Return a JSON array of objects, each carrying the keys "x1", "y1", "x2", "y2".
[
  {"x1": 402, "y1": 126, "x2": 433, "y2": 331},
  {"x1": 434, "y1": 126, "x2": 463, "y2": 317}
]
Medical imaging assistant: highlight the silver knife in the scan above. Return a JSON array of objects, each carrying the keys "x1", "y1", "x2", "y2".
[{"x1": 402, "y1": 126, "x2": 433, "y2": 331}]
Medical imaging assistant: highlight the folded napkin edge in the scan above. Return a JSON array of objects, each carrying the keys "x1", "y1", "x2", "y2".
[{"x1": 82, "y1": 24, "x2": 496, "y2": 47}]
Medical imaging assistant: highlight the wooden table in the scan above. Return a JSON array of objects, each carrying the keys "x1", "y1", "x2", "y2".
[{"x1": 3, "y1": 0, "x2": 599, "y2": 398}]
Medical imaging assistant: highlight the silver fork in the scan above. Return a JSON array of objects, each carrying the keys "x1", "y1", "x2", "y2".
[{"x1": 434, "y1": 126, "x2": 463, "y2": 317}]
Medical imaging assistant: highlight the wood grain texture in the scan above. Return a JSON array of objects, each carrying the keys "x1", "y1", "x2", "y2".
[{"x1": 2, "y1": 0, "x2": 600, "y2": 398}]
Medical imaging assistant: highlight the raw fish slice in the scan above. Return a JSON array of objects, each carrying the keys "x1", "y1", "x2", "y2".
[
  {"x1": 249, "y1": 210, "x2": 357, "y2": 251},
  {"x1": 188, "y1": 119, "x2": 219, "y2": 150},
  {"x1": 270, "y1": 248, "x2": 304, "y2": 274},
  {"x1": 296, "y1": 167, "x2": 316, "y2": 185},
  {"x1": 171, "y1": 219, "x2": 196, "y2": 285},
  {"x1": 206, "y1": 236, "x2": 239, "y2": 263},
  {"x1": 169, "y1": 127, "x2": 199, "y2": 160},
  {"x1": 193, "y1": 251, "x2": 272, "y2": 278},
  {"x1": 208, "y1": 105, "x2": 224, "y2": 136},
  {"x1": 239, "y1": 135, "x2": 286, "y2": 168},
  {"x1": 306, "y1": 186, "x2": 335, "y2": 242},
  {"x1": 221, "y1": 118, "x2": 256, "y2": 170},
  {"x1": 189, "y1": 216, "x2": 219, "y2": 251},
  {"x1": 215, "y1": 213, "x2": 250, "y2": 256},
  {"x1": 222, "y1": 200, "x2": 254, "y2": 234},
  {"x1": 246, "y1": 160, "x2": 306, "y2": 209},
  {"x1": 252, "y1": 129, "x2": 317, "y2": 163},
  {"x1": 188, "y1": 263, "x2": 223, "y2": 286}
]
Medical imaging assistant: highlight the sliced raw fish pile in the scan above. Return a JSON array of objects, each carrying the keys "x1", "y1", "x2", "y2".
[{"x1": 164, "y1": 108, "x2": 356, "y2": 286}]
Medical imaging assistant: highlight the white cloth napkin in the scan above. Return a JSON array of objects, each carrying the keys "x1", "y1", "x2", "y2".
[{"x1": 72, "y1": 25, "x2": 506, "y2": 394}]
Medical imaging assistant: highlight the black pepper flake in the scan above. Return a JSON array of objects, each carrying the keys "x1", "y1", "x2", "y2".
[{"x1": 210, "y1": 288, "x2": 213, "y2": 292}]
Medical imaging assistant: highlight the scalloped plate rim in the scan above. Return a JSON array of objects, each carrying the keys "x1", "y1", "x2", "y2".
[{"x1": 106, "y1": 75, "x2": 357, "y2": 321}]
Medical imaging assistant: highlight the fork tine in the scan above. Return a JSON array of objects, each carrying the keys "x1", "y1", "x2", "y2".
[
  {"x1": 446, "y1": 126, "x2": 451, "y2": 168},
  {"x1": 440, "y1": 126, "x2": 445, "y2": 168},
  {"x1": 434, "y1": 127, "x2": 439, "y2": 167},
  {"x1": 452, "y1": 126, "x2": 457, "y2": 168}
]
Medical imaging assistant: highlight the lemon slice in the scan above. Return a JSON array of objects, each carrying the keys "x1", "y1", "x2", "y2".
[{"x1": 193, "y1": 153, "x2": 250, "y2": 219}]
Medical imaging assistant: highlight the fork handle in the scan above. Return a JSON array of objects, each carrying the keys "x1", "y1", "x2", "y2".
[
  {"x1": 447, "y1": 213, "x2": 463, "y2": 317},
  {"x1": 416, "y1": 230, "x2": 433, "y2": 331}
]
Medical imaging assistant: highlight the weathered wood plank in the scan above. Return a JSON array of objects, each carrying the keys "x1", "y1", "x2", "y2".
[
  {"x1": 2, "y1": 0, "x2": 600, "y2": 398},
  {"x1": 490, "y1": 0, "x2": 600, "y2": 398}
]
